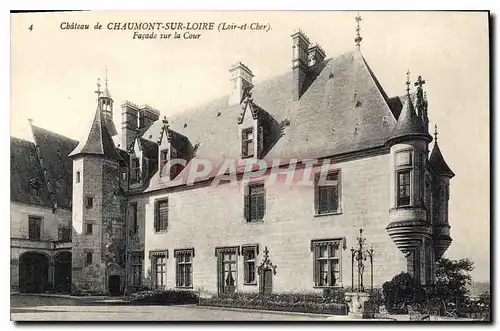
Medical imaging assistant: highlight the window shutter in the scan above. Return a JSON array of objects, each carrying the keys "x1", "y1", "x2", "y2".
[
  {"x1": 154, "y1": 201, "x2": 159, "y2": 232},
  {"x1": 314, "y1": 174, "x2": 320, "y2": 214},
  {"x1": 313, "y1": 245, "x2": 320, "y2": 286},
  {"x1": 257, "y1": 126, "x2": 264, "y2": 158},
  {"x1": 244, "y1": 185, "x2": 250, "y2": 221},
  {"x1": 262, "y1": 185, "x2": 266, "y2": 217}
]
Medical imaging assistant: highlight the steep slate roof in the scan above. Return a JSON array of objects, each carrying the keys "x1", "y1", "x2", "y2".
[
  {"x1": 31, "y1": 125, "x2": 79, "y2": 209},
  {"x1": 144, "y1": 50, "x2": 398, "y2": 192},
  {"x1": 69, "y1": 105, "x2": 123, "y2": 162},
  {"x1": 10, "y1": 137, "x2": 52, "y2": 207},
  {"x1": 429, "y1": 142, "x2": 455, "y2": 178}
]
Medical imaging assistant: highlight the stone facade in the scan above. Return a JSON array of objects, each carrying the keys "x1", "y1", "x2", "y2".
[{"x1": 11, "y1": 27, "x2": 455, "y2": 295}]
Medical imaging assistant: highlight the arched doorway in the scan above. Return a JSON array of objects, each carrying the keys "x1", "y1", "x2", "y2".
[
  {"x1": 19, "y1": 252, "x2": 49, "y2": 293},
  {"x1": 54, "y1": 251, "x2": 72, "y2": 293}
]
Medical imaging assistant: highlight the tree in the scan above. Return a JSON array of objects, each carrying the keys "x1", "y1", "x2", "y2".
[
  {"x1": 434, "y1": 257, "x2": 474, "y2": 300},
  {"x1": 382, "y1": 272, "x2": 423, "y2": 314}
]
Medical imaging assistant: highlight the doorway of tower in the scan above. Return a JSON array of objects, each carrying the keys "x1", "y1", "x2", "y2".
[
  {"x1": 54, "y1": 251, "x2": 72, "y2": 293},
  {"x1": 19, "y1": 252, "x2": 49, "y2": 293},
  {"x1": 108, "y1": 275, "x2": 121, "y2": 296}
]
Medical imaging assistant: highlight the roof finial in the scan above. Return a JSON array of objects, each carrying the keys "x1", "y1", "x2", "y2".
[
  {"x1": 414, "y1": 75, "x2": 426, "y2": 90},
  {"x1": 405, "y1": 70, "x2": 411, "y2": 95},
  {"x1": 355, "y1": 12, "x2": 363, "y2": 49},
  {"x1": 105, "y1": 66, "x2": 108, "y2": 89},
  {"x1": 434, "y1": 124, "x2": 438, "y2": 143},
  {"x1": 94, "y1": 77, "x2": 102, "y2": 99}
]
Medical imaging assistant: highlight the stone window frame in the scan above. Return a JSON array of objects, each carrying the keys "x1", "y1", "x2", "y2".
[
  {"x1": 242, "y1": 244, "x2": 259, "y2": 285},
  {"x1": 84, "y1": 220, "x2": 94, "y2": 235},
  {"x1": 130, "y1": 251, "x2": 143, "y2": 286},
  {"x1": 84, "y1": 250, "x2": 93, "y2": 266},
  {"x1": 215, "y1": 246, "x2": 240, "y2": 294},
  {"x1": 174, "y1": 248, "x2": 194, "y2": 289},
  {"x1": 244, "y1": 182, "x2": 265, "y2": 223},
  {"x1": 85, "y1": 195, "x2": 94, "y2": 209},
  {"x1": 241, "y1": 127, "x2": 254, "y2": 158},
  {"x1": 154, "y1": 198, "x2": 169, "y2": 233},
  {"x1": 28, "y1": 215, "x2": 42, "y2": 240},
  {"x1": 311, "y1": 238, "x2": 345, "y2": 288},
  {"x1": 149, "y1": 250, "x2": 168, "y2": 290},
  {"x1": 314, "y1": 169, "x2": 342, "y2": 216},
  {"x1": 395, "y1": 148, "x2": 414, "y2": 207},
  {"x1": 131, "y1": 157, "x2": 141, "y2": 184}
]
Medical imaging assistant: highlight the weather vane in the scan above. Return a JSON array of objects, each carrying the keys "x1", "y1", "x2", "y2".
[{"x1": 355, "y1": 13, "x2": 363, "y2": 48}]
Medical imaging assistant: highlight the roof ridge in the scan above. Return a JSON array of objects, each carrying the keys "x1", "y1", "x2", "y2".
[{"x1": 31, "y1": 124, "x2": 79, "y2": 144}]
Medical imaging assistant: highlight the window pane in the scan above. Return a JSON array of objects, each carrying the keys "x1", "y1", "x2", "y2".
[{"x1": 319, "y1": 246, "x2": 328, "y2": 258}]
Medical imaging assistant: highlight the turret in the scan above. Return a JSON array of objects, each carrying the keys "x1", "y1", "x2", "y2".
[
  {"x1": 429, "y1": 125, "x2": 455, "y2": 259},
  {"x1": 385, "y1": 71, "x2": 433, "y2": 284},
  {"x1": 68, "y1": 79, "x2": 126, "y2": 295}
]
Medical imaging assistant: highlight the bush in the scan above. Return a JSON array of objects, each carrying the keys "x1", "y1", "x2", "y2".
[
  {"x1": 199, "y1": 292, "x2": 348, "y2": 315},
  {"x1": 126, "y1": 289, "x2": 198, "y2": 305},
  {"x1": 382, "y1": 272, "x2": 423, "y2": 314}
]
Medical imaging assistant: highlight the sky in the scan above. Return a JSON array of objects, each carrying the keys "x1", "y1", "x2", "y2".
[{"x1": 10, "y1": 11, "x2": 490, "y2": 281}]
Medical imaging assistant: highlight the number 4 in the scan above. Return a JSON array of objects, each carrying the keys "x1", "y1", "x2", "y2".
[{"x1": 28, "y1": 25, "x2": 33, "y2": 31}]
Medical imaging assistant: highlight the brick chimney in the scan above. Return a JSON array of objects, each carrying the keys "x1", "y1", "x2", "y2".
[
  {"x1": 228, "y1": 62, "x2": 254, "y2": 106},
  {"x1": 121, "y1": 101, "x2": 139, "y2": 151},
  {"x1": 308, "y1": 44, "x2": 326, "y2": 67},
  {"x1": 291, "y1": 31, "x2": 310, "y2": 101}
]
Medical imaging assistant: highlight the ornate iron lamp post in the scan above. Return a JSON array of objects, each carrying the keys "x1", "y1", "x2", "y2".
[{"x1": 350, "y1": 228, "x2": 374, "y2": 293}]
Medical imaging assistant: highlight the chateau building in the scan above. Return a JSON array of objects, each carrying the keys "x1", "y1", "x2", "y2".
[{"x1": 10, "y1": 28, "x2": 454, "y2": 295}]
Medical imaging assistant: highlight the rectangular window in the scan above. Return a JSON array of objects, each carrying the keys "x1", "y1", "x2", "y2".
[
  {"x1": 241, "y1": 128, "x2": 254, "y2": 158},
  {"x1": 397, "y1": 171, "x2": 411, "y2": 206},
  {"x1": 85, "y1": 251, "x2": 93, "y2": 265},
  {"x1": 175, "y1": 249, "x2": 194, "y2": 288},
  {"x1": 160, "y1": 149, "x2": 169, "y2": 176},
  {"x1": 58, "y1": 226, "x2": 71, "y2": 241},
  {"x1": 131, "y1": 253, "x2": 143, "y2": 286},
  {"x1": 85, "y1": 196, "x2": 94, "y2": 209},
  {"x1": 76, "y1": 171, "x2": 81, "y2": 183},
  {"x1": 245, "y1": 184, "x2": 265, "y2": 222},
  {"x1": 29, "y1": 186, "x2": 39, "y2": 198},
  {"x1": 315, "y1": 171, "x2": 341, "y2": 215},
  {"x1": 151, "y1": 252, "x2": 167, "y2": 289},
  {"x1": 216, "y1": 247, "x2": 238, "y2": 294},
  {"x1": 242, "y1": 245, "x2": 258, "y2": 284},
  {"x1": 85, "y1": 223, "x2": 93, "y2": 235},
  {"x1": 312, "y1": 239, "x2": 342, "y2": 287},
  {"x1": 131, "y1": 157, "x2": 141, "y2": 184},
  {"x1": 154, "y1": 199, "x2": 168, "y2": 232},
  {"x1": 130, "y1": 203, "x2": 138, "y2": 234},
  {"x1": 28, "y1": 216, "x2": 42, "y2": 240}
]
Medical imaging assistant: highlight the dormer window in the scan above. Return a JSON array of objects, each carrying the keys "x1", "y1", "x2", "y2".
[
  {"x1": 131, "y1": 157, "x2": 141, "y2": 184},
  {"x1": 241, "y1": 127, "x2": 254, "y2": 158}
]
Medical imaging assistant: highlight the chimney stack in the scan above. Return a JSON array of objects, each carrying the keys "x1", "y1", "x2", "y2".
[
  {"x1": 138, "y1": 105, "x2": 160, "y2": 133},
  {"x1": 291, "y1": 31, "x2": 310, "y2": 101},
  {"x1": 121, "y1": 101, "x2": 139, "y2": 151},
  {"x1": 228, "y1": 62, "x2": 254, "y2": 106},
  {"x1": 308, "y1": 44, "x2": 326, "y2": 67}
]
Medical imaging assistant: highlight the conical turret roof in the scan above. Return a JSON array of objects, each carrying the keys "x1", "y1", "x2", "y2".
[
  {"x1": 429, "y1": 142, "x2": 455, "y2": 178},
  {"x1": 386, "y1": 93, "x2": 431, "y2": 145},
  {"x1": 69, "y1": 104, "x2": 123, "y2": 162}
]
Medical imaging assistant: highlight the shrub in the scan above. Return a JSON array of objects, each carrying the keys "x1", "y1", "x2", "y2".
[
  {"x1": 199, "y1": 292, "x2": 348, "y2": 315},
  {"x1": 382, "y1": 272, "x2": 424, "y2": 314},
  {"x1": 126, "y1": 289, "x2": 198, "y2": 305}
]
